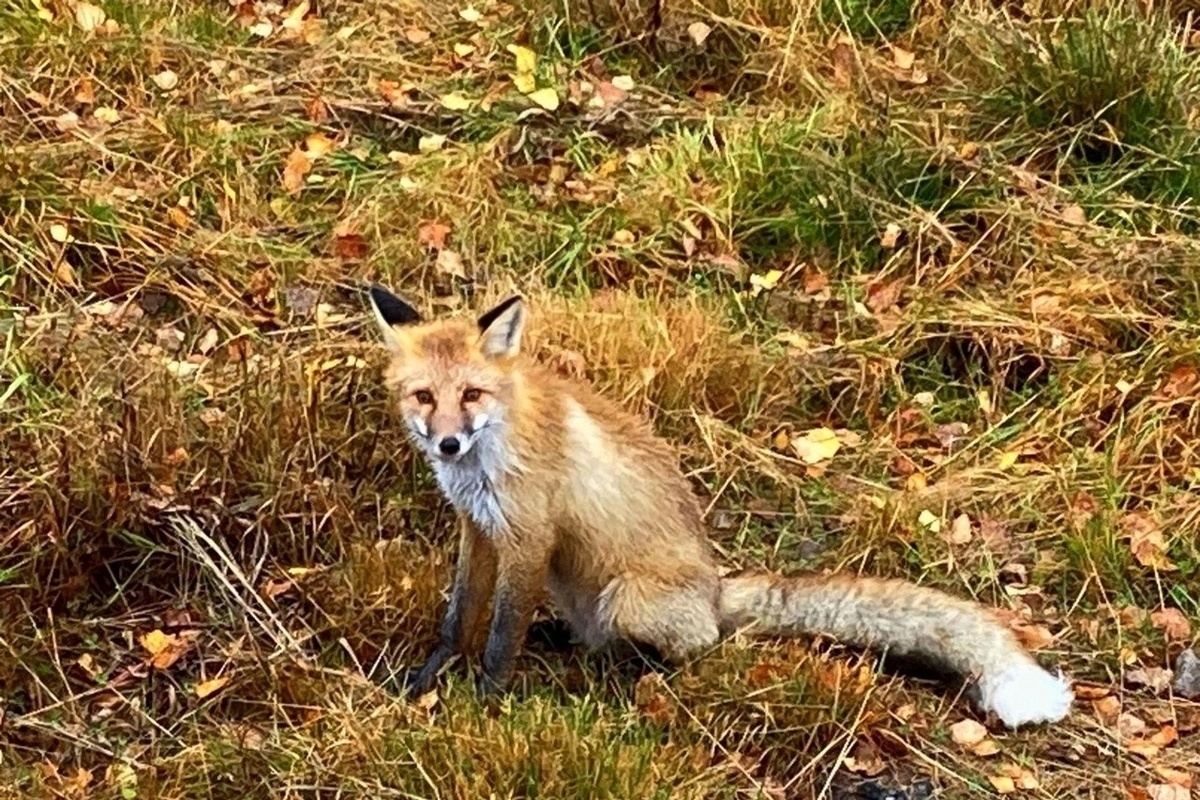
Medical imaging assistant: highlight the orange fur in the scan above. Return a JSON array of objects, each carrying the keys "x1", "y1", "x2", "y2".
[{"x1": 367, "y1": 287, "x2": 1074, "y2": 728}]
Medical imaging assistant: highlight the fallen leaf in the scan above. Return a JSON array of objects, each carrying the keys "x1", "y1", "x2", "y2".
[
  {"x1": 611, "y1": 75, "x2": 635, "y2": 91},
  {"x1": 988, "y1": 775, "x2": 1016, "y2": 794},
  {"x1": 1122, "y1": 512, "x2": 1178, "y2": 571},
  {"x1": 459, "y1": 6, "x2": 482, "y2": 22},
  {"x1": 93, "y1": 106, "x2": 120, "y2": 123},
  {"x1": 281, "y1": 147, "x2": 312, "y2": 195},
  {"x1": 197, "y1": 328, "x2": 220, "y2": 355},
  {"x1": 454, "y1": 43, "x2": 476, "y2": 57},
  {"x1": 152, "y1": 69, "x2": 179, "y2": 90},
  {"x1": 749, "y1": 269, "x2": 783, "y2": 296},
  {"x1": 1147, "y1": 785, "x2": 1191, "y2": 800},
  {"x1": 892, "y1": 46, "x2": 916, "y2": 70},
  {"x1": 1159, "y1": 366, "x2": 1199, "y2": 399},
  {"x1": 418, "y1": 221, "x2": 451, "y2": 250},
  {"x1": 1150, "y1": 608, "x2": 1190, "y2": 641},
  {"x1": 166, "y1": 206, "x2": 190, "y2": 229},
  {"x1": 880, "y1": 222, "x2": 902, "y2": 249},
  {"x1": 634, "y1": 672, "x2": 674, "y2": 726},
  {"x1": 334, "y1": 232, "x2": 369, "y2": 260},
  {"x1": 947, "y1": 513, "x2": 972, "y2": 544},
  {"x1": 1093, "y1": 695, "x2": 1122, "y2": 722},
  {"x1": 404, "y1": 27, "x2": 430, "y2": 43},
  {"x1": 791, "y1": 427, "x2": 840, "y2": 464},
  {"x1": 997, "y1": 450, "x2": 1020, "y2": 470},
  {"x1": 972, "y1": 739, "x2": 1002, "y2": 757},
  {"x1": 49, "y1": 223, "x2": 71, "y2": 243},
  {"x1": 195, "y1": 675, "x2": 230, "y2": 698},
  {"x1": 1119, "y1": 712, "x2": 1148, "y2": 739},
  {"x1": 865, "y1": 277, "x2": 903, "y2": 313},
  {"x1": 418, "y1": 133, "x2": 446, "y2": 154},
  {"x1": 526, "y1": 87, "x2": 559, "y2": 111},
  {"x1": 439, "y1": 91, "x2": 473, "y2": 111},
  {"x1": 687, "y1": 21, "x2": 712, "y2": 45},
  {"x1": 74, "y1": 2, "x2": 106, "y2": 32},
  {"x1": 918, "y1": 509, "x2": 942, "y2": 534},
  {"x1": 54, "y1": 111, "x2": 80, "y2": 131},
  {"x1": 1126, "y1": 667, "x2": 1174, "y2": 694},
  {"x1": 435, "y1": 249, "x2": 466, "y2": 278},
  {"x1": 842, "y1": 741, "x2": 886, "y2": 776},
  {"x1": 139, "y1": 629, "x2": 193, "y2": 670},
  {"x1": 1154, "y1": 767, "x2": 1193, "y2": 789},
  {"x1": 1061, "y1": 205, "x2": 1088, "y2": 226},
  {"x1": 950, "y1": 719, "x2": 988, "y2": 747}
]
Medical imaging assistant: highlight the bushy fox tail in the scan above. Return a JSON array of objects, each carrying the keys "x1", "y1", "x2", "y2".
[{"x1": 718, "y1": 572, "x2": 1073, "y2": 729}]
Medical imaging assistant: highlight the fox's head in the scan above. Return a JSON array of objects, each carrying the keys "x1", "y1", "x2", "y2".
[{"x1": 367, "y1": 285, "x2": 525, "y2": 465}]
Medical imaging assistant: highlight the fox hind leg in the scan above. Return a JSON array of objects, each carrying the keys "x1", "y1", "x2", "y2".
[{"x1": 599, "y1": 577, "x2": 721, "y2": 663}]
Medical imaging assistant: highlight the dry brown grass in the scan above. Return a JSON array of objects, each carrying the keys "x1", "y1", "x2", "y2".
[{"x1": 2, "y1": 0, "x2": 1200, "y2": 797}]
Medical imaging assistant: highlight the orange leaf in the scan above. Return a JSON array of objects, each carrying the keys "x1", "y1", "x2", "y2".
[
  {"x1": 282, "y1": 147, "x2": 312, "y2": 195},
  {"x1": 1150, "y1": 608, "x2": 1191, "y2": 641},
  {"x1": 195, "y1": 675, "x2": 230, "y2": 698}
]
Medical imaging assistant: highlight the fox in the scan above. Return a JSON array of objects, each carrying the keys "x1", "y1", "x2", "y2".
[{"x1": 366, "y1": 285, "x2": 1074, "y2": 729}]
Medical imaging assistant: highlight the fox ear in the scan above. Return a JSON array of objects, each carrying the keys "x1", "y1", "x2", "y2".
[
  {"x1": 477, "y1": 295, "x2": 525, "y2": 358},
  {"x1": 368, "y1": 285, "x2": 421, "y2": 348}
]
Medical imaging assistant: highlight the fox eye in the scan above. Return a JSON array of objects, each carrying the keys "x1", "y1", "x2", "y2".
[
  {"x1": 414, "y1": 390, "x2": 434, "y2": 405},
  {"x1": 462, "y1": 388, "x2": 482, "y2": 403}
]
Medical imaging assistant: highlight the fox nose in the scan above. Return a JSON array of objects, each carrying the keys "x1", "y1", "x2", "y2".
[{"x1": 438, "y1": 436, "x2": 461, "y2": 456}]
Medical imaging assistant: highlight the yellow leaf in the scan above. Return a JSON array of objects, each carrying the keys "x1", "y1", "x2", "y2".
[
  {"x1": 997, "y1": 451, "x2": 1019, "y2": 470},
  {"x1": 526, "y1": 87, "x2": 559, "y2": 111},
  {"x1": 453, "y1": 43, "x2": 476, "y2": 57},
  {"x1": 791, "y1": 427, "x2": 840, "y2": 465},
  {"x1": 418, "y1": 133, "x2": 446, "y2": 154},
  {"x1": 917, "y1": 509, "x2": 941, "y2": 533},
  {"x1": 93, "y1": 106, "x2": 120, "y2": 123},
  {"x1": 513, "y1": 73, "x2": 536, "y2": 93},
  {"x1": 439, "y1": 91, "x2": 474, "y2": 111},
  {"x1": 459, "y1": 6, "x2": 482, "y2": 22},
  {"x1": 140, "y1": 629, "x2": 171, "y2": 657},
  {"x1": 988, "y1": 775, "x2": 1016, "y2": 794},
  {"x1": 195, "y1": 675, "x2": 230, "y2": 699},
  {"x1": 304, "y1": 132, "x2": 336, "y2": 157},
  {"x1": 506, "y1": 44, "x2": 537, "y2": 75},
  {"x1": 749, "y1": 269, "x2": 783, "y2": 296},
  {"x1": 49, "y1": 223, "x2": 71, "y2": 243}
]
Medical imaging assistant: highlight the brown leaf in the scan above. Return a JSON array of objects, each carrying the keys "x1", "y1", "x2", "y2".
[
  {"x1": 404, "y1": 27, "x2": 431, "y2": 43},
  {"x1": 1158, "y1": 365, "x2": 1199, "y2": 399},
  {"x1": 988, "y1": 775, "x2": 1016, "y2": 794},
  {"x1": 1126, "y1": 667, "x2": 1174, "y2": 694},
  {"x1": 195, "y1": 675, "x2": 230, "y2": 698},
  {"x1": 971, "y1": 739, "x2": 1002, "y2": 757},
  {"x1": 802, "y1": 267, "x2": 830, "y2": 296},
  {"x1": 842, "y1": 741, "x2": 886, "y2": 776},
  {"x1": 1121, "y1": 512, "x2": 1178, "y2": 571},
  {"x1": 1151, "y1": 608, "x2": 1191, "y2": 641},
  {"x1": 139, "y1": 629, "x2": 196, "y2": 670},
  {"x1": 281, "y1": 147, "x2": 312, "y2": 195},
  {"x1": 334, "y1": 233, "x2": 369, "y2": 261},
  {"x1": 418, "y1": 221, "x2": 451, "y2": 251},
  {"x1": 1154, "y1": 768, "x2": 1193, "y2": 789},
  {"x1": 1093, "y1": 695, "x2": 1122, "y2": 723},
  {"x1": 865, "y1": 277, "x2": 904, "y2": 313},
  {"x1": 831, "y1": 38, "x2": 855, "y2": 87},
  {"x1": 634, "y1": 672, "x2": 674, "y2": 726},
  {"x1": 305, "y1": 96, "x2": 329, "y2": 123}
]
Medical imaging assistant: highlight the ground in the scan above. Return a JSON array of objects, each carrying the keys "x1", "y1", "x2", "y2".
[{"x1": 1, "y1": 0, "x2": 1199, "y2": 797}]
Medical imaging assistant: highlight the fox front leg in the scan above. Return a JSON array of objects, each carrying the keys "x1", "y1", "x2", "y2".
[
  {"x1": 405, "y1": 519, "x2": 497, "y2": 698},
  {"x1": 476, "y1": 536, "x2": 552, "y2": 696}
]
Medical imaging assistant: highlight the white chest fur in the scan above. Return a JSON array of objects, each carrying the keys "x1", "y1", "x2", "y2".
[{"x1": 431, "y1": 439, "x2": 514, "y2": 535}]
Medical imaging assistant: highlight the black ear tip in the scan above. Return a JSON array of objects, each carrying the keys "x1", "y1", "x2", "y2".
[
  {"x1": 369, "y1": 284, "x2": 422, "y2": 326},
  {"x1": 477, "y1": 294, "x2": 525, "y2": 332}
]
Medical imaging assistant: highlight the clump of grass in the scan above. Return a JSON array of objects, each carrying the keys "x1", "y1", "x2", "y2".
[
  {"x1": 954, "y1": 2, "x2": 1200, "y2": 225},
  {"x1": 821, "y1": 0, "x2": 916, "y2": 39}
]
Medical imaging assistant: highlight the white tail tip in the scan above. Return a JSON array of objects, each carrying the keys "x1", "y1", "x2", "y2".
[{"x1": 978, "y1": 663, "x2": 1074, "y2": 728}]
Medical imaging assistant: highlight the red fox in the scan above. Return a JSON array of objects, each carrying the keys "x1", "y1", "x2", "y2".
[{"x1": 367, "y1": 286, "x2": 1074, "y2": 728}]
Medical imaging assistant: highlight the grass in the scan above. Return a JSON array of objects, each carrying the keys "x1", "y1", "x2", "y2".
[{"x1": 2, "y1": 0, "x2": 1200, "y2": 797}]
